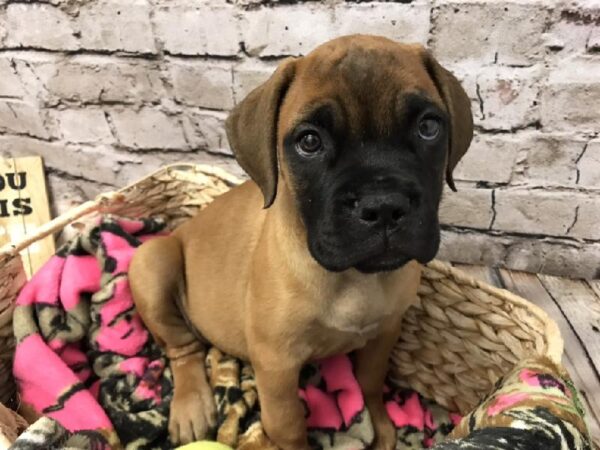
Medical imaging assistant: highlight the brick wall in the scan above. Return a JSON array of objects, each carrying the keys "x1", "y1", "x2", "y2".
[{"x1": 0, "y1": 0, "x2": 598, "y2": 278}]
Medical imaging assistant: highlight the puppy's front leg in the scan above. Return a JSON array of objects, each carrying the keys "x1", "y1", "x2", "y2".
[
  {"x1": 130, "y1": 236, "x2": 216, "y2": 445},
  {"x1": 355, "y1": 323, "x2": 403, "y2": 450},
  {"x1": 253, "y1": 355, "x2": 310, "y2": 450}
]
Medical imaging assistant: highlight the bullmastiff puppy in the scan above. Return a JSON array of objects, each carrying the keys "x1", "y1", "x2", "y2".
[{"x1": 129, "y1": 34, "x2": 473, "y2": 450}]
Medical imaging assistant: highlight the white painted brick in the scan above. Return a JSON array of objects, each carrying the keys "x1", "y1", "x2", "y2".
[
  {"x1": 181, "y1": 109, "x2": 230, "y2": 155},
  {"x1": 109, "y1": 108, "x2": 188, "y2": 150},
  {"x1": 438, "y1": 229, "x2": 509, "y2": 267},
  {"x1": 454, "y1": 134, "x2": 519, "y2": 184},
  {"x1": 243, "y1": 5, "x2": 331, "y2": 57},
  {"x1": 8, "y1": 56, "x2": 49, "y2": 100},
  {"x1": 0, "y1": 10, "x2": 7, "y2": 44},
  {"x1": 569, "y1": 196, "x2": 600, "y2": 240},
  {"x1": 0, "y1": 135, "x2": 121, "y2": 186},
  {"x1": 232, "y1": 62, "x2": 275, "y2": 104},
  {"x1": 0, "y1": 100, "x2": 48, "y2": 139},
  {"x1": 57, "y1": 145, "x2": 124, "y2": 186},
  {"x1": 546, "y1": 19, "x2": 594, "y2": 55},
  {"x1": 6, "y1": 4, "x2": 79, "y2": 51},
  {"x1": 243, "y1": 2, "x2": 430, "y2": 57},
  {"x1": 335, "y1": 3, "x2": 430, "y2": 45},
  {"x1": 588, "y1": 26, "x2": 600, "y2": 51},
  {"x1": 446, "y1": 64, "x2": 481, "y2": 122},
  {"x1": 170, "y1": 61, "x2": 234, "y2": 110},
  {"x1": 42, "y1": 110, "x2": 62, "y2": 141},
  {"x1": 154, "y1": 4, "x2": 240, "y2": 56},
  {"x1": 521, "y1": 134, "x2": 586, "y2": 187},
  {"x1": 0, "y1": 59, "x2": 24, "y2": 97},
  {"x1": 439, "y1": 188, "x2": 493, "y2": 229},
  {"x1": 77, "y1": 0, "x2": 156, "y2": 53},
  {"x1": 441, "y1": 229, "x2": 600, "y2": 279},
  {"x1": 577, "y1": 139, "x2": 600, "y2": 188},
  {"x1": 541, "y1": 58, "x2": 600, "y2": 132},
  {"x1": 504, "y1": 239, "x2": 600, "y2": 279},
  {"x1": 431, "y1": 1, "x2": 549, "y2": 65},
  {"x1": 54, "y1": 108, "x2": 114, "y2": 144},
  {"x1": 559, "y1": 3, "x2": 600, "y2": 14},
  {"x1": 47, "y1": 174, "x2": 102, "y2": 218},
  {"x1": 28, "y1": 56, "x2": 166, "y2": 105},
  {"x1": 493, "y1": 190, "x2": 577, "y2": 237},
  {"x1": 476, "y1": 66, "x2": 541, "y2": 130},
  {"x1": 545, "y1": 5, "x2": 600, "y2": 54}
]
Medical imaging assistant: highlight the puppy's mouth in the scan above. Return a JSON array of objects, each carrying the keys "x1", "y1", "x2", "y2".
[
  {"x1": 352, "y1": 231, "x2": 413, "y2": 273},
  {"x1": 309, "y1": 234, "x2": 413, "y2": 273},
  {"x1": 312, "y1": 241, "x2": 412, "y2": 273},
  {"x1": 353, "y1": 252, "x2": 412, "y2": 274},
  {"x1": 309, "y1": 225, "x2": 440, "y2": 273}
]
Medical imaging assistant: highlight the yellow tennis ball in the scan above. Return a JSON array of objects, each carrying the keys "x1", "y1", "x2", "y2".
[{"x1": 175, "y1": 442, "x2": 233, "y2": 450}]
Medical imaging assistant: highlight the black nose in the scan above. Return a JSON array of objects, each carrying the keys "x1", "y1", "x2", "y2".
[{"x1": 354, "y1": 193, "x2": 412, "y2": 228}]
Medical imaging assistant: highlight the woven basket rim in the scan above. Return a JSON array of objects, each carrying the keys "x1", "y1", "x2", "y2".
[
  {"x1": 0, "y1": 162, "x2": 564, "y2": 367},
  {"x1": 0, "y1": 163, "x2": 242, "y2": 259},
  {"x1": 425, "y1": 260, "x2": 563, "y2": 363}
]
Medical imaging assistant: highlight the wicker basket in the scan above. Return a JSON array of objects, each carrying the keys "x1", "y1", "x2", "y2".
[{"x1": 0, "y1": 163, "x2": 563, "y2": 426}]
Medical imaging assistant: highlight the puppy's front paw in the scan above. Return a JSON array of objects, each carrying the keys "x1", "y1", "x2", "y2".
[
  {"x1": 169, "y1": 382, "x2": 217, "y2": 445},
  {"x1": 263, "y1": 421, "x2": 311, "y2": 450}
]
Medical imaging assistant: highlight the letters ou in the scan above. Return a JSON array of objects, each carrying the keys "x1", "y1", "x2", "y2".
[{"x1": 0, "y1": 172, "x2": 27, "y2": 191}]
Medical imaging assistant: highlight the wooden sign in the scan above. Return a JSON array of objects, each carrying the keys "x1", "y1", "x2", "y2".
[{"x1": 0, "y1": 156, "x2": 55, "y2": 278}]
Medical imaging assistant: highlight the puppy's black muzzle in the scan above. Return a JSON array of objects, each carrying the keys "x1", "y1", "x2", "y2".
[{"x1": 295, "y1": 142, "x2": 443, "y2": 273}]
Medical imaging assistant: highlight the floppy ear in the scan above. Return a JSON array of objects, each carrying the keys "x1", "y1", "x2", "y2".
[
  {"x1": 225, "y1": 58, "x2": 297, "y2": 208},
  {"x1": 422, "y1": 51, "x2": 473, "y2": 191}
]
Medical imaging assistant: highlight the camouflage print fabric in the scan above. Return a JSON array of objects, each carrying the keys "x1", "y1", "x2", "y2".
[
  {"x1": 9, "y1": 416, "x2": 108, "y2": 450},
  {"x1": 13, "y1": 217, "x2": 173, "y2": 449},
  {"x1": 435, "y1": 357, "x2": 593, "y2": 450},
  {"x1": 205, "y1": 350, "x2": 457, "y2": 450}
]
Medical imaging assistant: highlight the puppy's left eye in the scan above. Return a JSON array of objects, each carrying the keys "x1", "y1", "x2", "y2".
[
  {"x1": 297, "y1": 131, "x2": 323, "y2": 155},
  {"x1": 417, "y1": 117, "x2": 441, "y2": 141}
]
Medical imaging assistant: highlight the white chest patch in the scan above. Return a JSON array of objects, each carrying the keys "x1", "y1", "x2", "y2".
[{"x1": 320, "y1": 277, "x2": 394, "y2": 339}]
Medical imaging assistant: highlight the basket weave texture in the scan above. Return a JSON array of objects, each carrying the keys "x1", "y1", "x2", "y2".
[{"x1": 0, "y1": 163, "x2": 563, "y2": 416}]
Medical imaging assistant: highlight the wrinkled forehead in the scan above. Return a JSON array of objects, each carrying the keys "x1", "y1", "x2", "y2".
[{"x1": 278, "y1": 40, "x2": 445, "y2": 141}]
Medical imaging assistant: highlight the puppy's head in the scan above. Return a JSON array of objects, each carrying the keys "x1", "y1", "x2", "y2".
[{"x1": 226, "y1": 35, "x2": 473, "y2": 273}]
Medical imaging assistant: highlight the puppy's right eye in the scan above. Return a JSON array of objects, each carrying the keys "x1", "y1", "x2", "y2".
[
  {"x1": 297, "y1": 131, "x2": 322, "y2": 155},
  {"x1": 417, "y1": 117, "x2": 441, "y2": 141}
]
